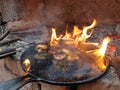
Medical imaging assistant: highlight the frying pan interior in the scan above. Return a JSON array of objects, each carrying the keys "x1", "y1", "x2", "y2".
[
  {"x1": 0, "y1": 44, "x2": 110, "y2": 90},
  {"x1": 20, "y1": 44, "x2": 110, "y2": 85}
]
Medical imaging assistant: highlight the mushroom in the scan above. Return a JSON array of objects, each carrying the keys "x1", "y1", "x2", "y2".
[{"x1": 36, "y1": 44, "x2": 48, "y2": 53}]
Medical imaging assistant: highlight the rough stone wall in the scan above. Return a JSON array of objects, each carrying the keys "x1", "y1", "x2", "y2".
[{"x1": 0, "y1": 0, "x2": 120, "y2": 25}]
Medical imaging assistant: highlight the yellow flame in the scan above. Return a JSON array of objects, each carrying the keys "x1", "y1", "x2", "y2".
[
  {"x1": 50, "y1": 28, "x2": 58, "y2": 41},
  {"x1": 99, "y1": 37, "x2": 110, "y2": 56},
  {"x1": 50, "y1": 28, "x2": 59, "y2": 46},
  {"x1": 86, "y1": 37, "x2": 110, "y2": 70},
  {"x1": 72, "y1": 25, "x2": 82, "y2": 38},
  {"x1": 62, "y1": 30, "x2": 71, "y2": 40},
  {"x1": 79, "y1": 19, "x2": 97, "y2": 42},
  {"x1": 50, "y1": 19, "x2": 97, "y2": 46},
  {"x1": 86, "y1": 37, "x2": 110, "y2": 57},
  {"x1": 50, "y1": 19, "x2": 110, "y2": 71},
  {"x1": 23, "y1": 59, "x2": 31, "y2": 71}
]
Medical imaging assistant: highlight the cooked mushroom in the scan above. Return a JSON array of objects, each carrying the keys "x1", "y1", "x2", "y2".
[
  {"x1": 36, "y1": 44, "x2": 48, "y2": 53},
  {"x1": 53, "y1": 51, "x2": 67, "y2": 60}
]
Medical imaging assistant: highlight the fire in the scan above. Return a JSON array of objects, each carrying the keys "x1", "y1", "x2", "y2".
[
  {"x1": 50, "y1": 19, "x2": 110, "y2": 70},
  {"x1": 50, "y1": 28, "x2": 60, "y2": 46},
  {"x1": 97, "y1": 37, "x2": 110, "y2": 69},
  {"x1": 72, "y1": 25, "x2": 82, "y2": 38},
  {"x1": 79, "y1": 19, "x2": 97, "y2": 41},
  {"x1": 23, "y1": 59, "x2": 31, "y2": 71},
  {"x1": 86, "y1": 37, "x2": 110, "y2": 70},
  {"x1": 99, "y1": 37, "x2": 110, "y2": 56},
  {"x1": 91, "y1": 37, "x2": 110, "y2": 57},
  {"x1": 50, "y1": 19, "x2": 97, "y2": 46}
]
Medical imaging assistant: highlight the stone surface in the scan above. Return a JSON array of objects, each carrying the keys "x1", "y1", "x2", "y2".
[
  {"x1": 0, "y1": 58, "x2": 37, "y2": 90},
  {"x1": 0, "y1": 0, "x2": 120, "y2": 28},
  {"x1": 1, "y1": 57, "x2": 120, "y2": 90},
  {"x1": 116, "y1": 40, "x2": 120, "y2": 57},
  {"x1": 78, "y1": 67, "x2": 120, "y2": 90},
  {"x1": 115, "y1": 24, "x2": 120, "y2": 36}
]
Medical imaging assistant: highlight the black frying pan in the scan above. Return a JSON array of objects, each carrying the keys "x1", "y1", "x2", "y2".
[{"x1": 0, "y1": 44, "x2": 110, "y2": 90}]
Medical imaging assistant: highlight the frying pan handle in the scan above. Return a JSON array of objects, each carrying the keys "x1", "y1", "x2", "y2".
[{"x1": 0, "y1": 74, "x2": 34, "y2": 90}]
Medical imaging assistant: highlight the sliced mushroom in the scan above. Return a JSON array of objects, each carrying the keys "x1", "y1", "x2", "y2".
[
  {"x1": 36, "y1": 44, "x2": 48, "y2": 53},
  {"x1": 53, "y1": 51, "x2": 67, "y2": 60}
]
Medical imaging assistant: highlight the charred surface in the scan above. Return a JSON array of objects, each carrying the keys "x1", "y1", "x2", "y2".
[{"x1": 20, "y1": 42, "x2": 109, "y2": 84}]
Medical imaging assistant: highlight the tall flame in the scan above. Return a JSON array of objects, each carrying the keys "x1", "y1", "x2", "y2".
[
  {"x1": 99, "y1": 37, "x2": 110, "y2": 56},
  {"x1": 98, "y1": 37, "x2": 110, "y2": 70},
  {"x1": 49, "y1": 19, "x2": 110, "y2": 71},
  {"x1": 50, "y1": 28, "x2": 59, "y2": 46},
  {"x1": 86, "y1": 37, "x2": 110, "y2": 57},
  {"x1": 72, "y1": 25, "x2": 82, "y2": 38},
  {"x1": 86, "y1": 37, "x2": 110, "y2": 70},
  {"x1": 50, "y1": 19, "x2": 97, "y2": 46},
  {"x1": 79, "y1": 19, "x2": 97, "y2": 41}
]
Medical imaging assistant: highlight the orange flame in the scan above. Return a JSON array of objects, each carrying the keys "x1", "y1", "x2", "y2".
[
  {"x1": 23, "y1": 59, "x2": 31, "y2": 71},
  {"x1": 79, "y1": 19, "x2": 97, "y2": 41},
  {"x1": 86, "y1": 37, "x2": 110, "y2": 70},
  {"x1": 50, "y1": 19, "x2": 110, "y2": 70},
  {"x1": 72, "y1": 25, "x2": 82, "y2": 38},
  {"x1": 92, "y1": 37, "x2": 110, "y2": 57},
  {"x1": 50, "y1": 19, "x2": 97, "y2": 46},
  {"x1": 50, "y1": 28, "x2": 59, "y2": 46},
  {"x1": 99, "y1": 37, "x2": 110, "y2": 56},
  {"x1": 62, "y1": 30, "x2": 71, "y2": 40},
  {"x1": 98, "y1": 37, "x2": 110, "y2": 69}
]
